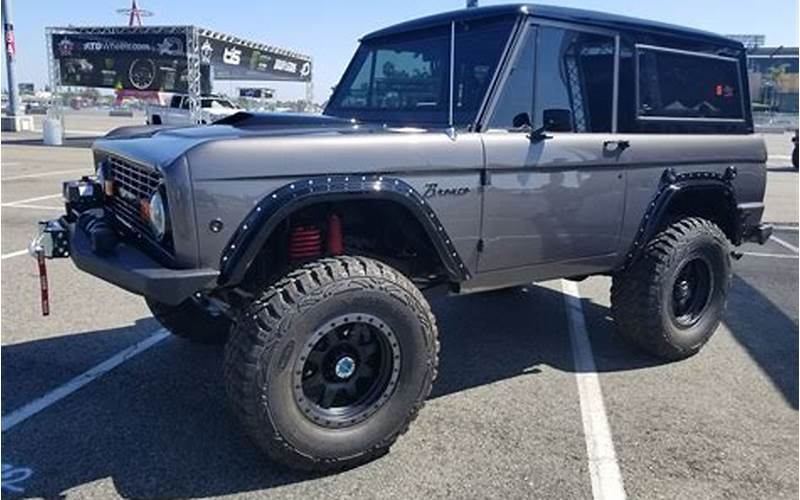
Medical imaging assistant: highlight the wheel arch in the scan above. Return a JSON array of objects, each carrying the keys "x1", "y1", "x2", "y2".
[
  {"x1": 217, "y1": 175, "x2": 470, "y2": 287},
  {"x1": 624, "y1": 168, "x2": 740, "y2": 269}
]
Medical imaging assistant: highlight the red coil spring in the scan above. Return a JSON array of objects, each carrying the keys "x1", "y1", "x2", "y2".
[{"x1": 288, "y1": 225, "x2": 322, "y2": 260}]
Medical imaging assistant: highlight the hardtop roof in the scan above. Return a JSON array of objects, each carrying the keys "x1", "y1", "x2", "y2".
[{"x1": 362, "y1": 4, "x2": 742, "y2": 49}]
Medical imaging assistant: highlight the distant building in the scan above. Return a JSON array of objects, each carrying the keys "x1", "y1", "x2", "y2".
[
  {"x1": 746, "y1": 46, "x2": 799, "y2": 113},
  {"x1": 727, "y1": 34, "x2": 766, "y2": 49}
]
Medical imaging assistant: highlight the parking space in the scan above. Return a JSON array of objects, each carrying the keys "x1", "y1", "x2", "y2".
[{"x1": 1, "y1": 122, "x2": 797, "y2": 498}]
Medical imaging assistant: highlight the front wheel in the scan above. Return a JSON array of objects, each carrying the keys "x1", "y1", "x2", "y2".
[
  {"x1": 611, "y1": 217, "x2": 731, "y2": 360},
  {"x1": 223, "y1": 256, "x2": 439, "y2": 471}
]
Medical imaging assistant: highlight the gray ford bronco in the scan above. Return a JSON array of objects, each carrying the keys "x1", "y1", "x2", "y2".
[{"x1": 33, "y1": 5, "x2": 772, "y2": 471}]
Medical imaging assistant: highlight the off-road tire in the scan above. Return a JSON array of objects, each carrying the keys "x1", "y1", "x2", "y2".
[
  {"x1": 146, "y1": 296, "x2": 231, "y2": 345},
  {"x1": 223, "y1": 256, "x2": 438, "y2": 471},
  {"x1": 611, "y1": 217, "x2": 731, "y2": 360}
]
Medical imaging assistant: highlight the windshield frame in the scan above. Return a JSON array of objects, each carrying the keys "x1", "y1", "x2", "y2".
[{"x1": 324, "y1": 14, "x2": 521, "y2": 129}]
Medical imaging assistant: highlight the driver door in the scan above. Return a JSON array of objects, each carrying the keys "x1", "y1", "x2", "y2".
[{"x1": 477, "y1": 22, "x2": 626, "y2": 274}]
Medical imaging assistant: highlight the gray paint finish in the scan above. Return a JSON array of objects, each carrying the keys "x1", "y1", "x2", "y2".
[
  {"x1": 95, "y1": 124, "x2": 768, "y2": 287},
  {"x1": 479, "y1": 132, "x2": 626, "y2": 272},
  {"x1": 185, "y1": 130, "x2": 485, "y2": 271}
]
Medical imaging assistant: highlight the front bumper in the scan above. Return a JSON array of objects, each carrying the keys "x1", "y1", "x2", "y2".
[{"x1": 33, "y1": 215, "x2": 218, "y2": 306}]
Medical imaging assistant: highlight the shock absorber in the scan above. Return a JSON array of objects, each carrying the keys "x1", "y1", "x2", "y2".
[
  {"x1": 327, "y1": 213, "x2": 344, "y2": 255},
  {"x1": 288, "y1": 225, "x2": 322, "y2": 260}
]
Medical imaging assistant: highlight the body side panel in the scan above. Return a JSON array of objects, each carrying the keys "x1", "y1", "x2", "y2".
[
  {"x1": 479, "y1": 132, "x2": 627, "y2": 273},
  {"x1": 614, "y1": 134, "x2": 767, "y2": 259},
  {"x1": 186, "y1": 132, "x2": 485, "y2": 274}
]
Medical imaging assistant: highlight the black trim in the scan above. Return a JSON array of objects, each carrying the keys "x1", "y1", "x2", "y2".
[
  {"x1": 218, "y1": 175, "x2": 470, "y2": 286},
  {"x1": 361, "y1": 5, "x2": 739, "y2": 49},
  {"x1": 622, "y1": 168, "x2": 739, "y2": 269},
  {"x1": 741, "y1": 223, "x2": 772, "y2": 245},
  {"x1": 68, "y1": 218, "x2": 219, "y2": 306}
]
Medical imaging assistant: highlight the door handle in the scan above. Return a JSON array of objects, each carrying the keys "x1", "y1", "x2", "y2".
[{"x1": 603, "y1": 140, "x2": 630, "y2": 152}]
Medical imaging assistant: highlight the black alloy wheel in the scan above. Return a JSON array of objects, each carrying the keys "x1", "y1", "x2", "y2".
[
  {"x1": 670, "y1": 257, "x2": 714, "y2": 328},
  {"x1": 294, "y1": 313, "x2": 401, "y2": 428}
]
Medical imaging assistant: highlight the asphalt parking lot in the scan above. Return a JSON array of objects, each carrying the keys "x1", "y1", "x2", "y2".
[{"x1": 1, "y1": 117, "x2": 797, "y2": 499}]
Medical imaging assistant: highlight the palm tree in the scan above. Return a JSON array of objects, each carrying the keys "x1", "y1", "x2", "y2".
[{"x1": 764, "y1": 63, "x2": 789, "y2": 116}]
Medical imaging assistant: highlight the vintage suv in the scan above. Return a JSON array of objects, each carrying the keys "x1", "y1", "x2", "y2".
[{"x1": 33, "y1": 5, "x2": 772, "y2": 471}]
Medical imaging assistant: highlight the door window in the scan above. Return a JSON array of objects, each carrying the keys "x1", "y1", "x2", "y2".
[
  {"x1": 534, "y1": 27, "x2": 615, "y2": 133},
  {"x1": 489, "y1": 26, "x2": 536, "y2": 128},
  {"x1": 489, "y1": 25, "x2": 616, "y2": 132}
]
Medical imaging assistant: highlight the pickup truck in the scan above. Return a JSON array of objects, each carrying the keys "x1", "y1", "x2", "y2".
[
  {"x1": 32, "y1": 4, "x2": 772, "y2": 472},
  {"x1": 145, "y1": 94, "x2": 242, "y2": 125}
]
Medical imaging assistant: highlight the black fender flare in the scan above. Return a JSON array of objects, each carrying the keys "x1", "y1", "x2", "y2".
[
  {"x1": 218, "y1": 175, "x2": 471, "y2": 286},
  {"x1": 622, "y1": 167, "x2": 739, "y2": 269}
]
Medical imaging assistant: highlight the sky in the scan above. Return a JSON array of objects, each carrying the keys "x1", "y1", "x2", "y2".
[{"x1": 1, "y1": 0, "x2": 798, "y2": 102}]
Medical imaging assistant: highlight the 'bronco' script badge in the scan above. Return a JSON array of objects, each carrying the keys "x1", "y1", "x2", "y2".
[{"x1": 423, "y1": 183, "x2": 470, "y2": 199}]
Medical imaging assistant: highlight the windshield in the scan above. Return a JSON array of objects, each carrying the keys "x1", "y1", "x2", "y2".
[{"x1": 325, "y1": 16, "x2": 516, "y2": 127}]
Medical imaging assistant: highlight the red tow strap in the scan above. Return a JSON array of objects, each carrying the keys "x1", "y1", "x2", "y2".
[{"x1": 36, "y1": 250, "x2": 50, "y2": 316}]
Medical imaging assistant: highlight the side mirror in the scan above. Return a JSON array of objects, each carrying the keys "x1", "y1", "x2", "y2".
[
  {"x1": 542, "y1": 108, "x2": 573, "y2": 132},
  {"x1": 512, "y1": 112, "x2": 532, "y2": 129}
]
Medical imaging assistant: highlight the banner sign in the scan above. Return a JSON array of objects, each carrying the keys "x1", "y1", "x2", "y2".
[
  {"x1": 51, "y1": 31, "x2": 202, "y2": 92},
  {"x1": 239, "y1": 87, "x2": 274, "y2": 98},
  {"x1": 199, "y1": 31, "x2": 311, "y2": 82},
  {"x1": 48, "y1": 27, "x2": 311, "y2": 91}
]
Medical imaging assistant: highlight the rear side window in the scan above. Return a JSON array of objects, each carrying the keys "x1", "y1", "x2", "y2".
[{"x1": 637, "y1": 45, "x2": 744, "y2": 121}]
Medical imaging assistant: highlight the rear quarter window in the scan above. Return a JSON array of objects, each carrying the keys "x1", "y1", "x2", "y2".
[{"x1": 636, "y1": 44, "x2": 744, "y2": 121}]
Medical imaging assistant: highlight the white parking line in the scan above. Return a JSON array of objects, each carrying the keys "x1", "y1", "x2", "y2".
[
  {"x1": 561, "y1": 280, "x2": 627, "y2": 500},
  {"x1": 1, "y1": 249, "x2": 29, "y2": 260},
  {"x1": 2, "y1": 193, "x2": 61, "y2": 207},
  {"x1": 770, "y1": 235, "x2": 799, "y2": 254},
  {"x1": 1, "y1": 329, "x2": 170, "y2": 432},
  {"x1": 32, "y1": 128, "x2": 106, "y2": 136},
  {"x1": 772, "y1": 225, "x2": 799, "y2": 232},
  {"x1": 742, "y1": 252, "x2": 799, "y2": 259},
  {"x1": 2, "y1": 169, "x2": 87, "y2": 181},
  {"x1": 3, "y1": 204, "x2": 63, "y2": 211}
]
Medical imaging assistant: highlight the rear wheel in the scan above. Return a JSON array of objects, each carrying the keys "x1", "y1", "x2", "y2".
[
  {"x1": 611, "y1": 217, "x2": 731, "y2": 360},
  {"x1": 223, "y1": 256, "x2": 438, "y2": 471},
  {"x1": 146, "y1": 296, "x2": 231, "y2": 344}
]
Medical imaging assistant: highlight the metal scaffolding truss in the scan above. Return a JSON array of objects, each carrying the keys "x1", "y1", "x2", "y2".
[
  {"x1": 45, "y1": 25, "x2": 313, "y2": 123},
  {"x1": 197, "y1": 27, "x2": 311, "y2": 62}
]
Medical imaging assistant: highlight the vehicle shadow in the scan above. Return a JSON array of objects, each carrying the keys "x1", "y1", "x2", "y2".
[
  {"x1": 1, "y1": 283, "x2": 667, "y2": 498},
  {"x1": 723, "y1": 275, "x2": 799, "y2": 409},
  {"x1": 430, "y1": 283, "x2": 663, "y2": 399}
]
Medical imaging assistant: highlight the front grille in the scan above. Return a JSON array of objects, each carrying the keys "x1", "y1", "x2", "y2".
[{"x1": 106, "y1": 155, "x2": 164, "y2": 245}]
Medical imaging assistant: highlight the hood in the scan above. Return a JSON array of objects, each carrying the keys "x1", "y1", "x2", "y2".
[
  {"x1": 92, "y1": 112, "x2": 375, "y2": 170},
  {"x1": 212, "y1": 111, "x2": 356, "y2": 128}
]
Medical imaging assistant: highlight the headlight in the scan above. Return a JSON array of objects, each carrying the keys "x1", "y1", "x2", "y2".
[{"x1": 149, "y1": 190, "x2": 168, "y2": 239}]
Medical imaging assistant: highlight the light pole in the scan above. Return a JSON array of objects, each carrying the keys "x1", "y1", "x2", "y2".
[{"x1": 2, "y1": 0, "x2": 21, "y2": 117}]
